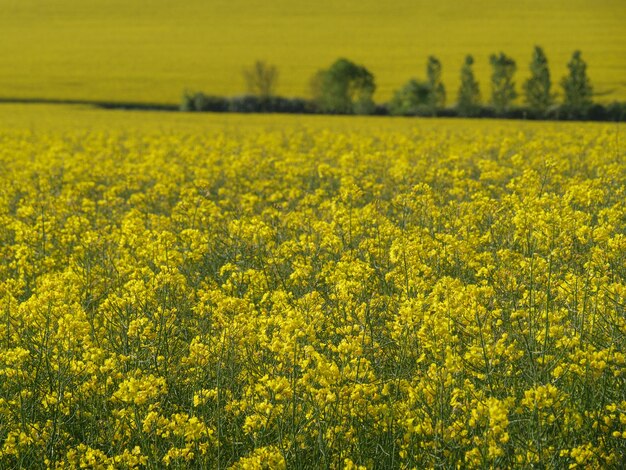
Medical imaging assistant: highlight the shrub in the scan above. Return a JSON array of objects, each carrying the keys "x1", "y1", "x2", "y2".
[
  {"x1": 388, "y1": 79, "x2": 432, "y2": 116},
  {"x1": 180, "y1": 92, "x2": 229, "y2": 112}
]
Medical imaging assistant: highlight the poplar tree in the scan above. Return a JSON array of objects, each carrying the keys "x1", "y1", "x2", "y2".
[
  {"x1": 489, "y1": 52, "x2": 517, "y2": 115},
  {"x1": 456, "y1": 55, "x2": 480, "y2": 116},
  {"x1": 561, "y1": 50, "x2": 593, "y2": 116},
  {"x1": 524, "y1": 46, "x2": 553, "y2": 115},
  {"x1": 426, "y1": 56, "x2": 446, "y2": 114}
]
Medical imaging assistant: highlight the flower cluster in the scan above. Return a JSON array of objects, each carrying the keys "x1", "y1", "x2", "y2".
[{"x1": 0, "y1": 120, "x2": 624, "y2": 468}]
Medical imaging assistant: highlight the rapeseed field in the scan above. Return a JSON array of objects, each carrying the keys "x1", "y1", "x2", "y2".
[
  {"x1": 0, "y1": 108, "x2": 624, "y2": 468},
  {"x1": 1, "y1": 0, "x2": 625, "y2": 103}
]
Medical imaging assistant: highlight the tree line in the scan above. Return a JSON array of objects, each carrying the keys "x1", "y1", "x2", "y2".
[{"x1": 181, "y1": 48, "x2": 626, "y2": 121}]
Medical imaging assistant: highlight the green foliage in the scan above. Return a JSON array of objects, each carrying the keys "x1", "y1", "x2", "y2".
[
  {"x1": 456, "y1": 55, "x2": 481, "y2": 116},
  {"x1": 180, "y1": 91, "x2": 229, "y2": 112},
  {"x1": 561, "y1": 50, "x2": 593, "y2": 116},
  {"x1": 243, "y1": 60, "x2": 279, "y2": 98},
  {"x1": 490, "y1": 52, "x2": 517, "y2": 115},
  {"x1": 180, "y1": 91, "x2": 310, "y2": 113},
  {"x1": 388, "y1": 79, "x2": 432, "y2": 115},
  {"x1": 389, "y1": 56, "x2": 445, "y2": 116},
  {"x1": 311, "y1": 58, "x2": 376, "y2": 114},
  {"x1": 426, "y1": 56, "x2": 446, "y2": 114},
  {"x1": 523, "y1": 46, "x2": 554, "y2": 115}
]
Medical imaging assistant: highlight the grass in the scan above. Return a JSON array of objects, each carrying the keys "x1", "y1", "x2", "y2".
[{"x1": 0, "y1": 0, "x2": 625, "y2": 104}]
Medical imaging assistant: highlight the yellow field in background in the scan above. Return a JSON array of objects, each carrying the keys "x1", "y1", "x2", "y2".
[
  {"x1": 1, "y1": 0, "x2": 625, "y2": 104},
  {"x1": 0, "y1": 103, "x2": 616, "y2": 136}
]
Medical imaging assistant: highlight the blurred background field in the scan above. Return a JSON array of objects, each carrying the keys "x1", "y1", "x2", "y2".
[
  {"x1": 1, "y1": 0, "x2": 625, "y2": 104},
  {"x1": 0, "y1": 103, "x2": 616, "y2": 135}
]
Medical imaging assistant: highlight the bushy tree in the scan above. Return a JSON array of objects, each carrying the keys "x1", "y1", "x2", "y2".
[
  {"x1": 524, "y1": 46, "x2": 553, "y2": 115},
  {"x1": 490, "y1": 52, "x2": 517, "y2": 115},
  {"x1": 561, "y1": 50, "x2": 593, "y2": 116},
  {"x1": 388, "y1": 79, "x2": 432, "y2": 115},
  {"x1": 426, "y1": 56, "x2": 446, "y2": 114},
  {"x1": 456, "y1": 55, "x2": 481, "y2": 116},
  {"x1": 311, "y1": 58, "x2": 376, "y2": 114},
  {"x1": 243, "y1": 60, "x2": 278, "y2": 99}
]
